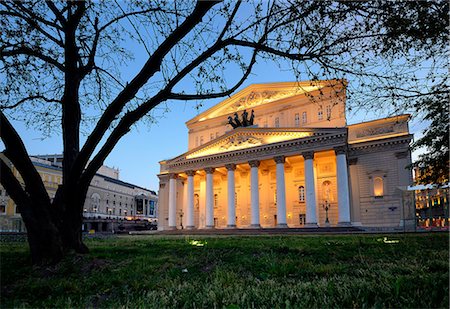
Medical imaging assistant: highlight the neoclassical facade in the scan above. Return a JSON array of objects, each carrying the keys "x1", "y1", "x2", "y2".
[{"x1": 158, "y1": 80, "x2": 414, "y2": 230}]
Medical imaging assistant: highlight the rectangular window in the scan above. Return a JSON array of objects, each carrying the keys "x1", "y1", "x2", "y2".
[
  {"x1": 149, "y1": 200, "x2": 155, "y2": 216},
  {"x1": 274, "y1": 117, "x2": 280, "y2": 128},
  {"x1": 215, "y1": 132, "x2": 219, "y2": 138},
  {"x1": 200, "y1": 136, "x2": 204, "y2": 145},
  {"x1": 210, "y1": 133, "x2": 214, "y2": 141},
  {"x1": 0, "y1": 204, "x2": 5, "y2": 214},
  {"x1": 318, "y1": 109, "x2": 323, "y2": 121},
  {"x1": 326, "y1": 105, "x2": 332, "y2": 119},
  {"x1": 195, "y1": 136, "x2": 198, "y2": 147},
  {"x1": 294, "y1": 113, "x2": 300, "y2": 127},
  {"x1": 299, "y1": 214, "x2": 306, "y2": 225},
  {"x1": 302, "y1": 112, "x2": 307, "y2": 124}
]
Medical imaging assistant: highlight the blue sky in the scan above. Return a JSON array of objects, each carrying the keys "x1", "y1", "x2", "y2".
[{"x1": 11, "y1": 58, "x2": 429, "y2": 192}]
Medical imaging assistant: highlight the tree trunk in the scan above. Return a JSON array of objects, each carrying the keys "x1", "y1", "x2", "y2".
[{"x1": 23, "y1": 213, "x2": 64, "y2": 265}]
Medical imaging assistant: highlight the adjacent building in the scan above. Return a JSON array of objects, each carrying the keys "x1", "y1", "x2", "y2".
[
  {"x1": 0, "y1": 155, "x2": 158, "y2": 232},
  {"x1": 157, "y1": 80, "x2": 415, "y2": 231}
]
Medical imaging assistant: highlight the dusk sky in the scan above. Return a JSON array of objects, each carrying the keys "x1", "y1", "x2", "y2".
[{"x1": 4, "y1": 3, "x2": 432, "y2": 192}]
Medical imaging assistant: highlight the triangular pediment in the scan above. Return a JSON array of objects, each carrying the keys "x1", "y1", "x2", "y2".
[
  {"x1": 169, "y1": 127, "x2": 341, "y2": 161},
  {"x1": 187, "y1": 80, "x2": 345, "y2": 125}
]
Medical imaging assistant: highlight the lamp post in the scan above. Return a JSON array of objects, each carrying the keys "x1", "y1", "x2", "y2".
[
  {"x1": 179, "y1": 210, "x2": 184, "y2": 230},
  {"x1": 323, "y1": 200, "x2": 331, "y2": 226}
]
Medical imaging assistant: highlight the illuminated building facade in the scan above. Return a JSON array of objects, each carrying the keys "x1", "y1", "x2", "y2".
[
  {"x1": 158, "y1": 81, "x2": 414, "y2": 230},
  {"x1": 0, "y1": 155, "x2": 157, "y2": 232}
]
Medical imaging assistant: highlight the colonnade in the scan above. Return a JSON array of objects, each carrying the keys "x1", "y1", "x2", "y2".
[{"x1": 167, "y1": 148, "x2": 351, "y2": 229}]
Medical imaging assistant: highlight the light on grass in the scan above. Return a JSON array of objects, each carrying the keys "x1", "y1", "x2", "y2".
[
  {"x1": 377, "y1": 237, "x2": 400, "y2": 244},
  {"x1": 188, "y1": 240, "x2": 207, "y2": 247}
]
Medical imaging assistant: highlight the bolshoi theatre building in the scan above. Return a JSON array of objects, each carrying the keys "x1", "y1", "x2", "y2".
[{"x1": 157, "y1": 80, "x2": 415, "y2": 231}]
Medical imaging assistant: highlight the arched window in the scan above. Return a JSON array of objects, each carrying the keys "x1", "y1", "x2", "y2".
[
  {"x1": 322, "y1": 181, "x2": 332, "y2": 202},
  {"x1": 214, "y1": 194, "x2": 218, "y2": 208},
  {"x1": 374, "y1": 177, "x2": 384, "y2": 197},
  {"x1": 274, "y1": 117, "x2": 280, "y2": 128},
  {"x1": 294, "y1": 113, "x2": 300, "y2": 127},
  {"x1": 274, "y1": 190, "x2": 277, "y2": 205},
  {"x1": 298, "y1": 186, "x2": 305, "y2": 202}
]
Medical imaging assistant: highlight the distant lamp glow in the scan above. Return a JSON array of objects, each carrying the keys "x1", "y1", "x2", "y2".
[{"x1": 374, "y1": 177, "x2": 384, "y2": 197}]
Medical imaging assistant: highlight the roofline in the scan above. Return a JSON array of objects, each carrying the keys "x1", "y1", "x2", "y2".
[
  {"x1": 348, "y1": 114, "x2": 411, "y2": 128},
  {"x1": 30, "y1": 161, "x2": 157, "y2": 196},
  {"x1": 185, "y1": 79, "x2": 347, "y2": 126}
]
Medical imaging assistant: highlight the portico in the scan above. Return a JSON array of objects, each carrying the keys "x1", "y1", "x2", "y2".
[{"x1": 162, "y1": 143, "x2": 351, "y2": 229}]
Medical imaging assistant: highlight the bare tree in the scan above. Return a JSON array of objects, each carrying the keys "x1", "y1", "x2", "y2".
[{"x1": 0, "y1": 0, "x2": 446, "y2": 264}]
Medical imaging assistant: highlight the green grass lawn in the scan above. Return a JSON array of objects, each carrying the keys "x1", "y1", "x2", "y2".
[{"x1": 1, "y1": 233, "x2": 448, "y2": 308}]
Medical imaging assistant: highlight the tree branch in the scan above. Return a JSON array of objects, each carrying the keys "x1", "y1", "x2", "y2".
[
  {"x1": 0, "y1": 158, "x2": 36, "y2": 225},
  {"x1": 1, "y1": 46, "x2": 65, "y2": 71},
  {"x1": 2, "y1": 1, "x2": 64, "y2": 47},
  {"x1": 45, "y1": 0, "x2": 67, "y2": 26},
  {"x1": 75, "y1": 1, "x2": 219, "y2": 180},
  {"x1": 0, "y1": 95, "x2": 61, "y2": 110},
  {"x1": 0, "y1": 111, "x2": 51, "y2": 206}
]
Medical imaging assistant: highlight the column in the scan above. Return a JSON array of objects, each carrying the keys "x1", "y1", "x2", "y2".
[
  {"x1": 185, "y1": 170, "x2": 195, "y2": 229},
  {"x1": 348, "y1": 158, "x2": 362, "y2": 226},
  {"x1": 168, "y1": 173, "x2": 177, "y2": 229},
  {"x1": 335, "y1": 146, "x2": 351, "y2": 225},
  {"x1": 274, "y1": 156, "x2": 288, "y2": 228},
  {"x1": 249, "y1": 160, "x2": 261, "y2": 228},
  {"x1": 303, "y1": 151, "x2": 318, "y2": 227},
  {"x1": 205, "y1": 167, "x2": 215, "y2": 228},
  {"x1": 225, "y1": 164, "x2": 236, "y2": 228}
]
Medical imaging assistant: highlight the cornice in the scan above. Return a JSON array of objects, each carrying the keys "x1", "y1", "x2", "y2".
[
  {"x1": 165, "y1": 131, "x2": 347, "y2": 173},
  {"x1": 348, "y1": 134, "x2": 412, "y2": 156}
]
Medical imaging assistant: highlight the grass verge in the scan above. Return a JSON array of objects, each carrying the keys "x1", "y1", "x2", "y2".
[{"x1": 1, "y1": 233, "x2": 448, "y2": 308}]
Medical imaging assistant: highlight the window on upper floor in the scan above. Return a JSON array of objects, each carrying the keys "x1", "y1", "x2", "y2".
[
  {"x1": 216, "y1": 132, "x2": 219, "y2": 138},
  {"x1": 210, "y1": 133, "x2": 214, "y2": 141},
  {"x1": 326, "y1": 105, "x2": 332, "y2": 119},
  {"x1": 302, "y1": 111, "x2": 307, "y2": 124},
  {"x1": 195, "y1": 136, "x2": 198, "y2": 147},
  {"x1": 214, "y1": 193, "x2": 218, "y2": 208},
  {"x1": 15, "y1": 205, "x2": 20, "y2": 214},
  {"x1": 374, "y1": 177, "x2": 384, "y2": 197},
  {"x1": 294, "y1": 113, "x2": 300, "y2": 127},
  {"x1": 322, "y1": 180, "x2": 332, "y2": 202},
  {"x1": 274, "y1": 117, "x2": 280, "y2": 128},
  {"x1": 318, "y1": 108, "x2": 323, "y2": 121},
  {"x1": 0, "y1": 204, "x2": 5, "y2": 214},
  {"x1": 149, "y1": 200, "x2": 155, "y2": 216},
  {"x1": 274, "y1": 190, "x2": 277, "y2": 205},
  {"x1": 200, "y1": 136, "x2": 204, "y2": 145},
  {"x1": 298, "y1": 186, "x2": 305, "y2": 202}
]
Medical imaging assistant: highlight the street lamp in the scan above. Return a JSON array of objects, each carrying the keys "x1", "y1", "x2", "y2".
[
  {"x1": 323, "y1": 200, "x2": 331, "y2": 225},
  {"x1": 179, "y1": 210, "x2": 184, "y2": 230}
]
